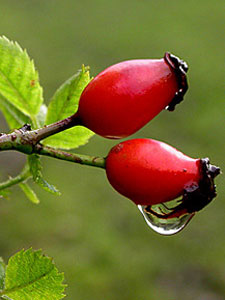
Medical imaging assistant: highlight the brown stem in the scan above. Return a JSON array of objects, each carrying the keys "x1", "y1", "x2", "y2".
[
  {"x1": 0, "y1": 112, "x2": 82, "y2": 154},
  {"x1": 30, "y1": 112, "x2": 82, "y2": 144}
]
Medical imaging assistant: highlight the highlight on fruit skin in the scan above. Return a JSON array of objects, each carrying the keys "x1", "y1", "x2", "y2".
[
  {"x1": 76, "y1": 52, "x2": 188, "y2": 139},
  {"x1": 105, "y1": 138, "x2": 220, "y2": 220}
]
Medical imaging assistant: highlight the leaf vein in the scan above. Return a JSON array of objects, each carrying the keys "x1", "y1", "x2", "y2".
[{"x1": 2, "y1": 265, "x2": 54, "y2": 296}]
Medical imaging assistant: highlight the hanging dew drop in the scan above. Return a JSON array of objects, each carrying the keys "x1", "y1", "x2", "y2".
[{"x1": 138, "y1": 201, "x2": 195, "y2": 235}]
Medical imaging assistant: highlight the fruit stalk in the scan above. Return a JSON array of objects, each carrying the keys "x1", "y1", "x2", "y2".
[{"x1": 35, "y1": 144, "x2": 106, "y2": 169}]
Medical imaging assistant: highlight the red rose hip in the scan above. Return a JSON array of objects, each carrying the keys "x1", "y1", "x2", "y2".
[
  {"x1": 77, "y1": 53, "x2": 188, "y2": 138},
  {"x1": 106, "y1": 139, "x2": 220, "y2": 221}
]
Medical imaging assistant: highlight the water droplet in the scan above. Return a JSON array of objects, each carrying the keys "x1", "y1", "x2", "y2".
[{"x1": 138, "y1": 202, "x2": 195, "y2": 235}]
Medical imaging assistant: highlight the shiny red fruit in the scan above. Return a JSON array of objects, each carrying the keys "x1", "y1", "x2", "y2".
[
  {"x1": 77, "y1": 53, "x2": 188, "y2": 139},
  {"x1": 106, "y1": 139, "x2": 220, "y2": 218}
]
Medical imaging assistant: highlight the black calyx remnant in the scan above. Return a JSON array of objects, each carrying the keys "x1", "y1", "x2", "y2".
[
  {"x1": 183, "y1": 158, "x2": 220, "y2": 214},
  {"x1": 144, "y1": 158, "x2": 220, "y2": 220},
  {"x1": 164, "y1": 52, "x2": 189, "y2": 111}
]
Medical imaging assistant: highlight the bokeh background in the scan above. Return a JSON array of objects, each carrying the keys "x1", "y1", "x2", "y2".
[{"x1": 0, "y1": 1, "x2": 224, "y2": 299}]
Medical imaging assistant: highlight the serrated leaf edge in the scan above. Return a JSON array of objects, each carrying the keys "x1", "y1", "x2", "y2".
[
  {"x1": 2, "y1": 248, "x2": 66, "y2": 298},
  {"x1": 0, "y1": 36, "x2": 43, "y2": 122},
  {"x1": 46, "y1": 66, "x2": 89, "y2": 124}
]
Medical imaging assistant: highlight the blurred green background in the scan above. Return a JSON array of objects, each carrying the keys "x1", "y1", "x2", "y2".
[{"x1": 0, "y1": 1, "x2": 224, "y2": 299}]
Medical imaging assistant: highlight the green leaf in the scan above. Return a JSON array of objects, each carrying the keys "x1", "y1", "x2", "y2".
[
  {"x1": 43, "y1": 125, "x2": 94, "y2": 150},
  {"x1": 43, "y1": 66, "x2": 94, "y2": 149},
  {"x1": 0, "y1": 257, "x2": 5, "y2": 290},
  {"x1": 0, "y1": 36, "x2": 43, "y2": 124},
  {"x1": 1, "y1": 248, "x2": 66, "y2": 300},
  {"x1": 45, "y1": 66, "x2": 90, "y2": 125},
  {"x1": 0, "y1": 189, "x2": 11, "y2": 200},
  {"x1": 28, "y1": 154, "x2": 41, "y2": 182},
  {"x1": 0, "y1": 95, "x2": 31, "y2": 130},
  {"x1": 19, "y1": 183, "x2": 40, "y2": 204},
  {"x1": 28, "y1": 155, "x2": 60, "y2": 195},
  {"x1": 37, "y1": 178, "x2": 61, "y2": 195},
  {"x1": 0, "y1": 96, "x2": 46, "y2": 130}
]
